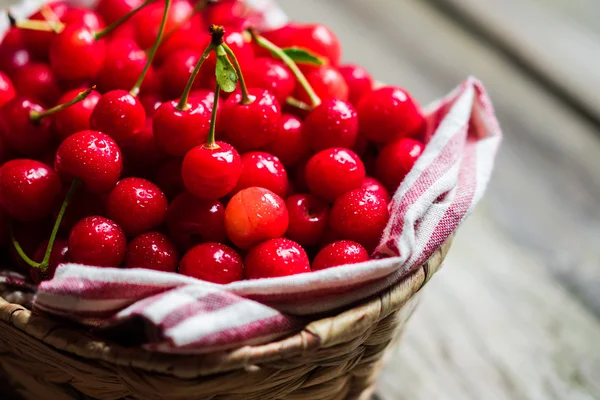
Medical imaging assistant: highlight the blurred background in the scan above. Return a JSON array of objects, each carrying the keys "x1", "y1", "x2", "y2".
[{"x1": 277, "y1": 0, "x2": 600, "y2": 399}]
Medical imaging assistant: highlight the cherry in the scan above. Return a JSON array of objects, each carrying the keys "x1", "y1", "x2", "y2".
[
  {"x1": 57, "y1": 188, "x2": 106, "y2": 234},
  {"x1": 312, "y1": 240, "x2": 369, "y2": 271},
  {"x1": 0, "y1": 43, "x2": 34, "y2": 77},
  {"x1": 133, "y1": 0, "x2": 192, "y2": 50},
  {"x1": 270, "y1": 23, "x2": 341, "y2": 66},
  {"x1": 52, "y1": 88, "x2": 101, "y2": 141},
  {"x1": 224, "y1": 187, "x2": 289, "y2": 250},
  {"x1": 182, "y1": 141, "x2": 242, "y2": 199},
  {"x1": 96, "y1": 0, "x2": 143, "y2": 25},
  {"x1": 49, "y1": 24, "x2": 106, "y2": 81},
  {"x1": 62, "y1": 8, "x2": 106, "y2": 31},
  {"x1": 0, "y1": 27, "x2": 24, "y2": 49},
  {"x1": 153, "y1": 157, "x2": 185, "y2": 200},
  {"x1": 140, "y1": 93, "x2": 164, "y2": 116},
  {"x1": 124, "y1": 231, "x2": 179, "y2": 272},
  {"x1": 0, "y1": 72, "x2": 16, "y2": 108},
  {"x1": 285, "y1": 194, "x2": 329, "y2": 246},
  {"x1": 105, "y1": 177, "x2": 168, "y2": 236},
  {"x1": 375, "y1": 138, "x2": 424, "y2": 192},
  {"x1": 246, "y1": 58, "x2": 295, "y2": 104},
  {"x1": 120, "y1": 119, "x2": 168, "y2": 175},
  {"x1": 159, "y1": 49, "x2": 203, "y2": 99},
  {"x1": 30, "y1": 238, "x2": 70, "y2": 282},
  {"x1": 96, "y1": 38, "x2": 148, "y2": 93},
  {"x1": 245, "y1": 238, "x2": 310, "y2": 279},
  {"x1": 234, "y1": 152, "x2": 288, "y2": 198},
  {"x1": 264, "y1": 114, "x2": 309, "y2": 168},
  {"x1": 0, "y1": 97, "x2": 52, "y2": 156},
  {"x1": 338, "y1": 64, "x2": 373, "y2": 106},
  {"x1": 90, "y1": 90, "x2": 146, "y2": 144},
  {"x1": 305, "y1": 148, "x2": 365, "y2": 202},
  {"x1": 330, "y1": 188, "x2": 389, "y2": 251},
  {"x1": 303, "y1": 98, "x2": 358, "y2": 152},
  {"x1": 189, "y1": 88, "x2": 222, "y2": 110},
  {"x1": 180, "y1": 242, "x2": 243, "y2": 284},
  {"x1": 68, "y1": 216, "x2": 126, "y2": 267},
  {"x1": 362, "y1": 177, "x2": 391, "y2": 203},
  {"x1": 220, "y1": 88, "x2": 281, "y2": 152},
  {"x1": 12, "y1": 53, "x2": 40, "y2": 83},
  {"x1": 165, "y1": 192, "x2": 226, "y2": 251},
  {"x1": 0, "y1": 159, "x2": 61, "y2": 222},
  {"x1": 205, "y1": 0, "x2": 249, "y2": 29},
  {"x1": 156, "y1": 10, "x2": 207, "y2": 61},
  {"x1": 294, "y1": 65, "x2": 348, "y2": 105},
  {"x1": 21, "y1": 2, "x2": 69, "y2": 59},
  {"x1": 54, "y1": 130, "x2": 123, "y2": 194},
  {"x1": 357, "y1": 86, "x2": 425, "y2": 143}
]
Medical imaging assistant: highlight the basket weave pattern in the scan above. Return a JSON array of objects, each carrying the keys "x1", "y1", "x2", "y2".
[{"x1": 0, "y1": 239, "x2": 451, "y2": 400}]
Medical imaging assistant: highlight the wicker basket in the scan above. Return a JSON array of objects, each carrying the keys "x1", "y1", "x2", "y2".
[{"x1": 0, "y1": 238, "x2": 452, "y2": 400}]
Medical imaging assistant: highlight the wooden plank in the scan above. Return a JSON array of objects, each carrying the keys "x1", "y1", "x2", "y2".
[
  {"x1": 428, "y1": 0, "x2": 600, "y2": 125},
  {"x1": 276, "y1": 0, "x2": 600, "y2": 399}
]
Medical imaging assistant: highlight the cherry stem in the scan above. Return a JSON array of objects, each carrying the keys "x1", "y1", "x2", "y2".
[
  {"x1": 30, "y1": 86, "x2": 96, "y2": 123},
  {"x1": 40, "y1": 4, "x2": 64, "y2": 33},
  {"x1": 39, "y1": 179, "x2": 80, "y2": 271},
  {"x1": 9, "y1": 179, "x2": 80, "y2": 272},
  {"x1": 286, "y1": 97, "x2": 312, "y2": 111},
  {"x1": 8, "y1": 14, "x2": 55, "y2": 32},
  {"x1": 93, "y1": 0, "x2": 155, "y2": 41},
  {"x1": 206, "y1": 81, "x2": 220, "y2": 148},
  {"x1": 130, "y1": 0, "x2": 172, "y2": 97},
  {"x1": 176, "y1": 43, "x2": 214, "y2": 111},
  {"x1": 222, "y1": 43, "x2": 252, "y2": 105},
  {"x1": 248, "y1": 29, "x2": 321, "y2": 108}
]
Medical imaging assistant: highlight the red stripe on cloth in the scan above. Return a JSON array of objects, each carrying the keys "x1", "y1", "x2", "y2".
[{"x1": 158, "y1": 292, "x2": 241, "y2": 330}]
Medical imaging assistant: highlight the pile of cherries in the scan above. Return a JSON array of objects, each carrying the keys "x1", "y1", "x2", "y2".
[{"x1": 0, "y1": 0, "x2": 426, "y2": 284}]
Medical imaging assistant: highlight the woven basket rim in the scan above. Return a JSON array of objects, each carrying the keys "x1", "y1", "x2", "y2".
[{"x1": 0, "y1": 238, "x2": 452, "y2": 379}]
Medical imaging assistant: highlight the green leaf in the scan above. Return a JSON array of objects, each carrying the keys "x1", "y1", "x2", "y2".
[
  {"x1": 272, "y1": 47, "x2": 325, "y2": 66},
  {"x1": 215, "y1": 47, "x2": 238, "y2": 93}
]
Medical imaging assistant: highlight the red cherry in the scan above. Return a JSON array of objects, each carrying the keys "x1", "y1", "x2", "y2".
[
  {"x1": 180, "y1": 242, "x2": 244, "y2": 284},
  {"x1": 120, "y1": 119, "x2": 168, "y2": 175},
  {"x1": 125, "y1": 231, "x2": 179, "y2": 272},
  {"x1": 234, "y1": 151, "x2": 288, "y2": 198},
  {"x1": 0, "y1": 72, "x2": 16, "y2": 108},
  {"x1": 62, "y1": 7, "x2": 106, "y2": 31},
  {"x1": 205, "y1": 0, "x2": 249, "y2": 29},
  {"x1": 21, "y1": 1, "x2": 69, "y2": 58},
  {"x1": 375, "y1": 138, "x2": 424, "y2": 192},
  {"x1": 90, "y1": 90, "x2": 146, "y2": 144},
  {"x1": 105, "y1": 177, "x2": 168, "y2": 236},
  {"x1": 181, "y1": 141, "x2": 242, "y2": 200},
  {"x1": 312, "y1": 240, "x2": 369, "y2": 271},
  {"x1": 338, "y1": 64, "x2": 373, "y2": 106},
  {"x1": 0, "y1": 97, "x2": 52, "y2": 156},
  {"x1": 189, "y1": 88, "x2": 222, "y2": 110},
  {"x1": 96, "y1": 38, "x2": 148, "y2": 93},
  {"x1": 0, "y1": 159, "x2": 61, "y2": 222},
  {"x1": 153, "y1": 157, "x2": 184, "y2": 200},
  {"x1": 357, "y1": 86, "x2": 425, "y2": 143},
  {"x1": 68, "y1": 216, "x2": 126, "y2": 267},
  {"x1": 264, "y1": 114, "x2": 309, "y2": 168},
  {"x1": 294, "y1": 65, "x2": 348, "y2": 104},
  {"x1": 12, "y1": 62, "x2": 60, "y2": 107},
  {"x1": 49, "y1": 24, "x2": 106, "y2": 81},
  {"x1": 219, "y1": 88, "x2": 281, "y2": 152},
  {"x1": 268, "y1": 23, "x2": 341, "y2": 66},
  {"x1": 166, "y1": 192, "x2": 227, "y2": 251},
  {"x1": 245, "y1": 238, "x2": 310, "y2": 279},
  {"x1": 0, "y1": 27, "x2": 24, "y2": 49},
  {"x1": 305, "y1": 148, "x2": 365, "y2": 202},
  {"x1": 159, "y1": 49, "x2": 202, "y2": 99},
  {"x1": 362, "y1": 177, "x2": 391, "y2": 203},
  {"x1": 97, "y1": 0, "x2": 143, "y2": 25},
  {"x1": 52, "y1": 88, "x2": 101, "y2": 141},
  {"x1": 246, "y1": 58, "x2": 295, "y2": 104},
  {"x1": 330, "y1": 188, "x2": 389, "y2": 251},
  {"x1": 30, "y1": 238, "x2": 70, "y2": 283},
  {"x1": 0, "y1": 43, "x2": 34, "y2": 77},
  {"x1": 224, "y1": 187, "x2": 289, "y2": 250},
  {"x1": 133, "y1": 0, "x2": 192, "y2": 50},
  {"x1": 140, "y1": 93, "x2": 164, "y2": 116},
  {"x1": 303, "y1": 98, "x2": 358, "y2": 152},
  {"x1": 285, "y1": 194, "x2": 329, "y2": 247},
  {"x1": 54, "y1": 130, "x2": 123, "y2": 194},
  {"x1": 156, "y1": 13, "x2": 207, "y2": 61},
  {"x1": 153, "y1": 100, "x2": 211, "y2": 156}
]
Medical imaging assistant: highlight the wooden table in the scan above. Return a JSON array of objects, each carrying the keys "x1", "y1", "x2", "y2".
[{"x1": 276, "y1": 1, "x2": 600, "y2": 399}]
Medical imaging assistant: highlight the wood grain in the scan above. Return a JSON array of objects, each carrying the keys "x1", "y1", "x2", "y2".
[{"x1": 276, "y1": 0, "x2": 600, "y2": 399}]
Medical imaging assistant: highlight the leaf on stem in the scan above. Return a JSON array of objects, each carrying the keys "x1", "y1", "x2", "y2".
[
  {"x1": 271, "y1": 47, "x2": 326, "y2": 66},
  {"x1": 215, "y1": 46, "x2": 238, "y2": 93}
]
